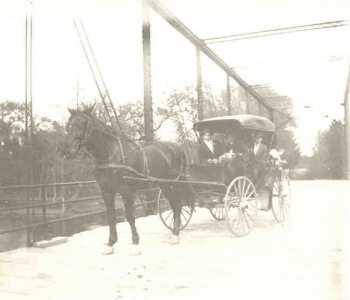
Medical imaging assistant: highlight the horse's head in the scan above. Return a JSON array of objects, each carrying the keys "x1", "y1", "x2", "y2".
[{"x1": 61, "y1": 105, "x2": 95, "y2": 158}]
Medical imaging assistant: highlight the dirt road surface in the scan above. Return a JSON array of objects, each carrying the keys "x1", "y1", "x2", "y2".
[{"x1": 0, "y1": 180, "x2": 349, "y2": 300}]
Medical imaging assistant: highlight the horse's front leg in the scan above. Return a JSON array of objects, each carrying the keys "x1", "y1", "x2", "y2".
[
  {"x1": 122, "y1": 191, "x2": 141, "y2": 255},
  {"x1": 101, "y1": 190, "x2": 117, "y2": 255}
]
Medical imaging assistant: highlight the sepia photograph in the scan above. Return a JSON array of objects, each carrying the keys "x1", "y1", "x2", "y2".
[{"x1": 0, "y1": 0, "x2": 349, "y2": 299}]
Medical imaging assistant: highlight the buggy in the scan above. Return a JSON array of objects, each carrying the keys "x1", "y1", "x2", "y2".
[{"x1": 157, "y1": 114, "x2": 291, "y2": 237}]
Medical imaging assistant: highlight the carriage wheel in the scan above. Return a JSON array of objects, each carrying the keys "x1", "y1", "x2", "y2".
[
  {"x1": 271, "y1": 171, "x2": 291, "y2": 223},
  {"x1": 157, "y1": 189, "x2": 194, "y2": 231},
  {"x1": 137, "y1": 189, "x2": 158, "y2": 216},
  {"x1": 209, "y1": 204, "x2": 225, "y2": 220},
  {"x1": 224, "y1": 176, "x2": 257, "y2": 237}
]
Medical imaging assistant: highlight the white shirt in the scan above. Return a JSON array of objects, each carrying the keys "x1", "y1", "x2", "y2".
[
  {"x1": 254, "y1": 143, "x2": 261, "y2": 155},
  {"x1": 204, "y1": 140, "x2": 214, "y2": 153}
]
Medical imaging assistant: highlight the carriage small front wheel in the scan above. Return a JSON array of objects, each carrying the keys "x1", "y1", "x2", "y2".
[
  {"x1": 209, "y1": 204, "x2": 226, "y2": 220},
  {"x1": 224, "y1": 176, "x2": 258, "y2": 237},
  {"x1": 157, "y1": 189, "x2": 194, "y2": 231}
]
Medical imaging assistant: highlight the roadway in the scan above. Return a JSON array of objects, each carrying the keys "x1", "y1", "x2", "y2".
[{"x1": 0, "y1": 180, "x2": 348, "y2": 300}]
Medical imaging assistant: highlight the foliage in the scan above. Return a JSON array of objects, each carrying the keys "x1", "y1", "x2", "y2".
[
  {"x1": 160, "y1": 84, "x2": 229, "y2": 143},
  {"x1": 80, "y1": 101, "x2": 169, "y2": 142},
  {"x1": 0, "y1": 101, "x2": 26, "y2": 142},
  {"x1": 0, "y1": 101, "x2": 95, "y2": 196},
  {"x1": 276, "y1": 129, "x2": 301, "y2": 170},
  {"x1": 159, "y1": 84, "x2": 301, "y2": 170},
  {"x1": 308, "y1": 121, "x2": 345, "y2": 179},
  {"x1": 1, "y1": 83, "x2": 302, "y2": 188}
]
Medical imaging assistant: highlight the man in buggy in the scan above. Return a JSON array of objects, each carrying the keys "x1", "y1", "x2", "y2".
[{"x1": 219, "y1": 130, "x2": 250, "y2": 183}]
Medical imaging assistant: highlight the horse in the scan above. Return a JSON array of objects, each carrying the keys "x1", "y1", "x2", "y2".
[{"x1": 61, "y1": 105, "x2": 194, "y2": 255}]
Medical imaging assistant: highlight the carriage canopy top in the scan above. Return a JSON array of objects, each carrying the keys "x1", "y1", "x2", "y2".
[{"x1": 193, "y1": 114, "x2": 276, "y2": 134}]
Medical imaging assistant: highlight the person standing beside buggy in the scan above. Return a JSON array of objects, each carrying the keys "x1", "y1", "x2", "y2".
[
  {"x1": 197, "y1": 128, "x2": 224, "y2": 164},
  {"x1": 249, "y1": 131, "x2": 268, "y2": 187}
]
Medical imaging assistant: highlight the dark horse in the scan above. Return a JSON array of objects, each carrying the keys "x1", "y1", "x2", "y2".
[{"x1": 61, "y1": 105, "x2": 194, "y2": 255}]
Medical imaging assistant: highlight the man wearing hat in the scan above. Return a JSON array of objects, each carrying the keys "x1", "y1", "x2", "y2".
[
  {"x1": 197, "y1": 128, "x2": 224, "y2": 164},
  {"x1": 250, "y1": 131, "x2": 268, "y2": 187},
  {"x1": 221, "y1": 131, "x2": 249, "y2": 180}
]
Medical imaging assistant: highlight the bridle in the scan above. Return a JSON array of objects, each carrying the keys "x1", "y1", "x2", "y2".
[
  {"x1": 66, "y1": 113, "x2": 141, "y2": 167},
  {"x1": 66, "y1": 113, "x2": 94, "y2": 154}
]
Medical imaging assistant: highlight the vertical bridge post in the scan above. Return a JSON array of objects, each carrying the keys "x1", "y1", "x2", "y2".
[
  {"x1": 142, "y1": 0, "x2": 154, "y2": 142},
  {"x1": 196, "y1": 47, "x2": 203, "y2": 120}
]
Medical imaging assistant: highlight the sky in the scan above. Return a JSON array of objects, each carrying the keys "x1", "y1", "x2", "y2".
[{"x1": 0, "y1": 0, "x2": 350, "y2": 155}]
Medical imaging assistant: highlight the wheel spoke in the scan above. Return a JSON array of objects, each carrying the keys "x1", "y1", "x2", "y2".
[
  {"x1": 225, "y1": 177, "x2": 257, "y2": 236},
  {"x1": 181, "y1": 206, "x2": 192, "y2": 215},
  {"x1": 162, "y1": 210, "x2": 173, "y2": 222},
  {"x1": 225, "y1": 193, "x2": 238, "y2": 207},
  {"x1": 180, "y1": 210, "x2": 190, "y2": 223},
  {"x1": 283, "y1": 199, "x2": 291, "y2": 208},
  {"x1": 280, "y1": 203, "x2": 286, "y2": 220},
  {"x1": 158, "y1": 190, "x2": 193, "y2": 231},
  {"x1": 245, "y1": 189, "x2": 255, "y2": 200},
  {"x1": 242, "y1": 183, "x2": 250, "y2": 199},
  {"x1": 216, "y1": 207, "x2": 223, "y2": 219},
  {"x1": 243, "y1": 209, "x2": 254, "y2": 224},
  {"x1": 242, "y1": 210, "x2": 252, "y2": 231},
  {"x1": 233, "y1": 183, "x2": 239, "y2": 198},
  {"x1": 281, "y1": 200, "x2": 288, "y2": 217},
  {"x1": 239, "y1": 210, "x2": 248, "y2": 234},
  {"x1": 213, "y1": 207, "x2": 220, "y2": 218},
  {"x1": 271, "y1": 174, "x2": 291, "y2": 223},
  {"x1": 238, "y1": 179, "x2": 242, "y2": 196},
  {"x1": 242, "y1": 179, "x2": 246, "y2": 197}
]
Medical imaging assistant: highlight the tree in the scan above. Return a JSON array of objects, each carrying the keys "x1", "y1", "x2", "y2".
[
  {"x1": 308, "y1": 121, "x2": 345, "y2": 179},
  {"x1": 0, "y1": 101, "x2": 27, "y2": 185}
]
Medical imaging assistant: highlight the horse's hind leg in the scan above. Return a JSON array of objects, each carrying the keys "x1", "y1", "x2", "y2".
[
  {"x1": 122, "y1": 191, "x2": 141, "y2": 255},
  {"x1": 101, "y1": 190, "x2": 117, "y2": 255}
]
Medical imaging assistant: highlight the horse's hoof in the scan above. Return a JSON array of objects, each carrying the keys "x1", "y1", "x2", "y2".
[
  {"x1": 168, "y1": 235, "x2": 180, "y2": 244},
  {"x1": 101, "y1": 245, "x2": 114, "y2": 255},
  {"x1": 129, "y1": 244, "x2": 141, "y2": 256}
]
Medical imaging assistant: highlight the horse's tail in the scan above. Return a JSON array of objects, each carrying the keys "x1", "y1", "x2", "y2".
[{"x1": 175, "y1": 146, "x2": 195, "y2": 209}]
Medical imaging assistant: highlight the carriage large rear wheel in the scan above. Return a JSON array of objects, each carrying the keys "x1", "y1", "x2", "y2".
[
  {"x1": 157, "y1": 189, "x2": 194, "y2": 231},
  {"x1": 271, "y1": 170, "x2": 291, "y2": 223},
  {"x1": 224, "y1": 176, "x2": 258, "y2": 237}
]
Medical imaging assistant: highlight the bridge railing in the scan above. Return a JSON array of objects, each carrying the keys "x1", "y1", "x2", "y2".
[{"x1": 0, "y1": 181, "x2": 158, "y2": 251}]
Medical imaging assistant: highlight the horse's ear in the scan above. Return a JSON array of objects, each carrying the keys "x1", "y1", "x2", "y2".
[
  {"x1": 68, "y1": 108, "x2": 77, "y2": 115},
  {"x1": 84, "y1": 103, "x2": 96, "y2": 115}
]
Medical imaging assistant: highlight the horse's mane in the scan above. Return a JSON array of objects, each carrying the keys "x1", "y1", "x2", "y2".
[{"x1": 71, "y1": 111, "x2": 126, "y2": 139}]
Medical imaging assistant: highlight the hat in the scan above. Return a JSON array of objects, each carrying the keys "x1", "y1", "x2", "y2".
[
  {"x1": 253, "y1": 131, "x2": 263, "y2": 138},
  {"x1": 201, "y1": 127, "x2": 213, "y2": 135}
]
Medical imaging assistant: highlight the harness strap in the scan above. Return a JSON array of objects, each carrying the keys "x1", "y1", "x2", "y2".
[
  {"x1": 97, "y1": 163, "x2": 148, "y2": 178},
  {"x1": 153, "y1": 147, "x2": 172, "y2": 169},
  {"x1": 175, "y1": 148, "x2": 185, "y2": 181},
  {"x1": 139, "y1": 147, "x2": 150, "y2": 175},
  {"x1": 116, "y1": 137, "x2": 125, "y2": 164}
]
